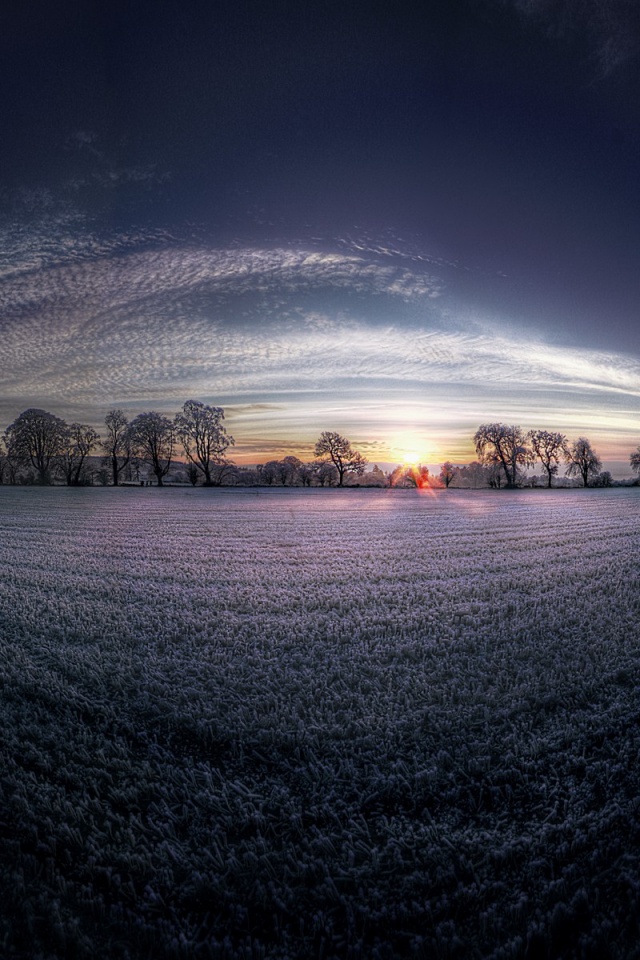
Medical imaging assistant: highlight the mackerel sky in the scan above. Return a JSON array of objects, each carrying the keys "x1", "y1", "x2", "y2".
[{"x1": 1, "y1": 0, "x2": 639, "y2": 471}]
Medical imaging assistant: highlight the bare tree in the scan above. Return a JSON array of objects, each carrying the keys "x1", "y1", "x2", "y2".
[
  {"x1": 314, "y1": 461, "x2": 339, "y2": 486},
  {"x1": 4, "y1": 408, "x2": 70, "y2": 484},
  {"x1": 209, "y1": 462, "x2": 238, "y2": 486},
  {"x1": 102, "y1": 409, "x2": 132, "y2": 486},
  {"x1": 58, "y1": 423, "x2": 100, "y2": 485},
  {"x1": 282, "y1": 456, "x2": 304, "y2": 485},
  {"x1": 298, "y1": 462, "x2": 317, "y2": 487},
  {"x1": 128, "y1": 412, "x2": 175, "y2": 486},
  {"x1": 1, "y1": 443, "x2": 21, "y2": 484},
  {"x1": 454, "y1": 461, "x2": 491, "y2": 489},
  {"x1": 565, "y1": 437, "x2": 602, "y2": 487},
  {"x1": 175, "y1": 400, "x2": 234, "y2": 486},
  {"x1": 592, "y1": 471, "x2": 612, "y2": 487},
  {"x1": 474, "y1": 423, "x2": 533, "y2": 488},
  {"x1": 528, "y1": 430, "x2": 568, "y2": 488},
  {"x1": 314, "y1": 431, "x2": 367, "y2": 486},
  {"x1": 260, "y1": 460, "x2": 287, "y2": 485},
  {"x1": 487, "y1": 464, "x2": 504, "y2": 488},
  {"x1": 439, "y1": 462, "x2": 458, "y2": 488},
  {"x1": 185, "y1": 463, "x2": 200, "y2": 486},
  {"x1": 261, "y1": 456, "x2": 303, "y2": 486},
  {"x1": 630, "y1": 446, "x2": 640, "y2": 477},
  {"x1": 235, "y1": 466, "x2": 261, "y2": 486}
]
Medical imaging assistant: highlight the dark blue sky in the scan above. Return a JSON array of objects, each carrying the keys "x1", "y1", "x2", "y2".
[{"x1": 1, "y1": 0, "x2": 639, "y2": 467}]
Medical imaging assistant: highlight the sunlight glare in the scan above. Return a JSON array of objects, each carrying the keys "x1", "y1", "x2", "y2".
[{"x1": 393, "y1": 431, "x2": 428, "y2": 467}]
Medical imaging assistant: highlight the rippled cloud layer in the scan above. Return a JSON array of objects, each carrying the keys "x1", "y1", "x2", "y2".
[{"x1": 1, "y1": 242, "x2": 638, "y2": 466}]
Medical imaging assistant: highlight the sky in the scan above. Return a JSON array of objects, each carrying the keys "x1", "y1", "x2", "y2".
[{"x1": 1, "y1": 0, "x2": 639, "y2": 473}]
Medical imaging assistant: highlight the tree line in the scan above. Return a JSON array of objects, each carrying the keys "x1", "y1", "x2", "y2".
[
  {"x1": 0, "y1": 407, "x2": 639, "y2": 488},
  {"x1": 0, "y1": 406, "x2": 369, "y2": 488},
  {"x1": 468, "y1": 424, "x2": 620, "y2": 489}
]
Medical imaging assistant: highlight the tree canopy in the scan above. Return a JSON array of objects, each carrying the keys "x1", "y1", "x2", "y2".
[
  {"x1": 128, "y1": 412, "x2": 176, "y2": 487},
  {"x1": 0, "y1": 405, "x2": 635, "y2": 488},
  {"x1": 58, "y1": 423, "x2": 100, "y2": 486},
  {"x1": 474, "y1": 423, "x2": 534, "y2": 488},
  {"x1": 4, "y1": 408, "x2": 70, "y2": 484},
  {"x1": 175, "y1": 400, "x2": 234, "y2": 486},
  {"x1": 314, "y1": 432, "x2": 367, "y2": 486},
  {"x1": 528, "y1": 430, "x2": 567, "y2": 488},
  {"x1": 565, "y1": 438, "x2": 602, "y2": 487},
  {"x1": 102, "y1": 410, "x2": 132, "y2": 487}
]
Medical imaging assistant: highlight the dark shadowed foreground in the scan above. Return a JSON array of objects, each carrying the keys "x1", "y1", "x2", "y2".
[{"x1": 1, "y1": 487, "x2": 640, "y2": 959}]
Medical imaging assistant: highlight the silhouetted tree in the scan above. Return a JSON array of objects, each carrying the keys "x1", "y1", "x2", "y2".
[
  {"x1": 314, "y1": 461, "x2": 339, "y2": 486},
  {"x1": 1, "y1": 443, "x2": 20, "y2": 484},
  {"x1": 235, "y1": 466, "x2": 261, "y2": 486},
  {"x1": 260, "y1": 460, "x2": 287, "y2": 485},
  {"x1": 58, "y1": 423, "x2": 100, "y2": 485},
  {"x1": 298, "y1": 462, "x2": 317, "y2": 487},
  {"x1": 314, "y1": 431, "x2": 367, "y2": 486},
  {"x1": 175, "y1": 400, "x2": 234, "y2": 486},
  {"x1": 474, "y1": 423, "x2": 533, "y2": 488},
  {"x1": 186, "y1": 463, "x2": 199, "y2": 486},
  {"x1": 565, "y1": 437, "x2": 602, "y2": 487},
  {"x1": 102, "y1": 409, "x2": 132, "y2": 486},
  {"x1": 487, "y1": 464, "x2": 504, "y2": 488},
  {"x1": 209, "y1": 462, "x2": 238, "y2": 485},
  {"x1": 455, "y1": 461, "x2": 491, "y2": 489},
  {"x1": 4, "y1": 408, "x2": 69, "y2": 484},
  {"x1": 439, "y1": 462, "x2": 458, "y2": 488},
  {"x1": 128, "y1": 412, "x2": 175, "y2": 486},
  {"x1": 528, "y1": 430, "x2": 568, "y2": 488},
  {"x1": 282, "y1": 456, "x2": 303, "y2": 485},
  {"x1": 261, "y1": 457, "x2": 303, "y2": 485},
  {"x1": 592, "y1": 471, "x2": 613, "y2": 487},
  {"x1": 211, "y1": 460, "x2": 239, "y2": 487}
]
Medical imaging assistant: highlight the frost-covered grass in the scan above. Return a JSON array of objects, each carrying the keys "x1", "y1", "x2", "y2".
[{"x1": 1, "y1": 486, "x2": 640, "y2": 959}]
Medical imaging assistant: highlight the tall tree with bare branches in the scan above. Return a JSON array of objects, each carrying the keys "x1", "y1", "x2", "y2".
[
  {"x1": 102, "y1": 409, "x2": 132, "y2": 486},
  {"x1": 474, "y1": 423, "x2": 533, "y2": 488},
  {"x1": 565, "y1": 438, "x2": 602, "y2": 487},
  {"x1": 128, "y1": 412, "x2": 175, "y2": 486},
  {"x1": 314, "y1": 431, "x2": 367, "y2": 486},
  {"x1": 58, "y1": 423, "x2": 100, "y2": 485},
  {"x1": 175, "y1": 401, "x2": 234, "y2": 486},
  {"x1": 4, "y1": 408, "x2": 69, "y2": 485},
  {"x1": 528, "y1": 430, "x2": 568, "y2": 488}
]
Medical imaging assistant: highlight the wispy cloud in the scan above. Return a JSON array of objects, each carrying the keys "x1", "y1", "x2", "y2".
[{"x1": 0, "y1": 243, "x2": 638, "y2": 463}]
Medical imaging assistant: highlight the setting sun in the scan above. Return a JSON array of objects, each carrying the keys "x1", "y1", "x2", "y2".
[{"x1": 392, "y1": 432, "x2": 428, "y2": 467}]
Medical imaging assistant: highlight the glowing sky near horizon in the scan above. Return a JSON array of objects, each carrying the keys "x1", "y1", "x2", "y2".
[
  {"x1": 1, "y1": 0, "x2": 639, "y2": 473},
  {"x1": 2, "y1": 242, "x2": 637, "y2": 469}
]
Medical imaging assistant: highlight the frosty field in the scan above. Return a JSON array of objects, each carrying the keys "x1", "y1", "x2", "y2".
[{"x1": 1, "y1": 486, "x2": 640, "y2": 959}]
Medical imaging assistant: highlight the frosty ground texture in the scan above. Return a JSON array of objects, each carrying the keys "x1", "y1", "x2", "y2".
[{"x1": 1, "y1": 487, "x2": 640, "y2": 959}]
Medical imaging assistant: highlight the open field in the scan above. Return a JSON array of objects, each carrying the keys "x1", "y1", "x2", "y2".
[{"x1": 1, "y1": 486, "x2": 640, "y2": 959}]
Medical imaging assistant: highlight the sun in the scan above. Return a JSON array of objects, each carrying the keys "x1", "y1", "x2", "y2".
[
  {"x1": 401, "y1": 449, "x2": 422, "y2": 467},
  {"x1": 393, "y1": 432, "x2": 428, "y2": 467}
]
